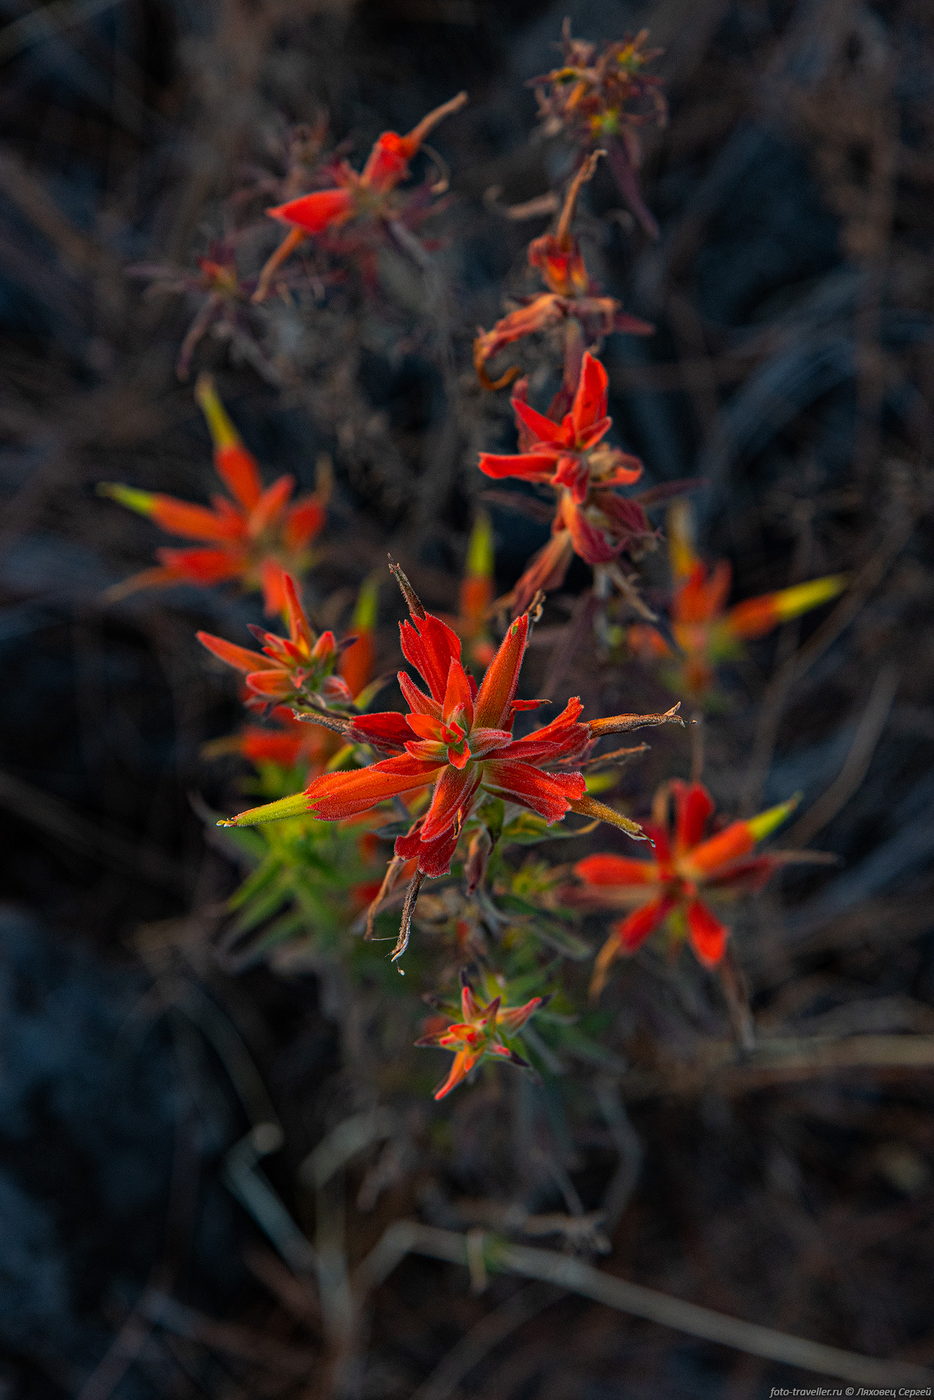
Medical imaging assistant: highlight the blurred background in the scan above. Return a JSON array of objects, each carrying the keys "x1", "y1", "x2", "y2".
[{"x1": 2, "y1": 0, "x2": 934, "y2": 1396}]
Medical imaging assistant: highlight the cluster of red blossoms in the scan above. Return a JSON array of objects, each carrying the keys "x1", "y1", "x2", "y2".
[
  {"x1": 102, "y1": 31, "x2": 840, "y2": 1100},
  {"x1": 479, "y1": 351, "x2": 653, "y2": 610},
  {"x1": 220, "y1": 565, "x2": 679, "y2": 963}
]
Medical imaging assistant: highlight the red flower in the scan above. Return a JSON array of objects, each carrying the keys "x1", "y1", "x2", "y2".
[
  {"x1": 415, "y1": 976, "x2": 542, "y2": 1099},
  {"x1": 253, "y1": 92, "x2": 467, "y2": 301},
  {"x1": 478, "y1": 352, "x2": 652, "y2": 608},
  {"x1": 101, "y1": 377, "x2": 325, "y2": 617},
  {"x1": 574, "y1": 781, "x2": 799, "y2": 992},
  {"x1": 197, "y1": 573, "x2": 348, "y2": 706},
  {"x1": 479, "y1": 353, "x2": 641, "y2": 507},
  {"x1": 219, "y1": 564, "x2": 681, "y2": 961},
  {"x1": 629, "y1": 504, "x2": 846, "y2": 701}
]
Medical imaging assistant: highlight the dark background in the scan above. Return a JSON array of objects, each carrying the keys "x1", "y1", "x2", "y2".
[{"x1": 2, "y1": 0, "x2": 934, "y2": 1396}]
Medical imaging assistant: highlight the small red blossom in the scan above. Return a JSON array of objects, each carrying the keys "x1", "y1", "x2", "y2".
[
  {"x1": 253, "y1": 92, "x2": 467, "y2": 301},
  {"x1": 219, "y1": 564, "x2": 680, "y2": 962},
  {"x1": 101, "y1": 377, "x2": 325, "y2": 617},
  {"x1": 475, "y1": 154, "x2": 652, "y2": 390},
  {"x1": 573, "y1": 781, "x2": 799, "y2": 993},
  {"x1": 197, "y1": 573, "x2": 349, "y2": 707},
  {"x1": 478, "y1": 352, "x2": 652, "y2": 608},
  {"x1": 630, "y1": 505, "x2": 846, "y2": 701},
  {"x1": 415, "y1": 975, "x2": 542, "y2": 1099}
]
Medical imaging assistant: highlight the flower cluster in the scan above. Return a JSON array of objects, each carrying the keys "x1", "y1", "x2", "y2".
[
  {"x1": 101, "y1": 20, "x2": 841, "y2": 1104},
  {"x1": 478, "y1": 351, "x2": 654, "y2": 610},
  {"x1": 219, "y1": 564, "x2": 679, "y2": 961},
  {"x1": 629, "y1": 504, "x2": 845, "y2": 702},
  {"x1": 574, "y1": 781, "x2": 800, "y2": 994},
  {"x1": 102, "y1": 377, "x2": 325, "y2": 617}
]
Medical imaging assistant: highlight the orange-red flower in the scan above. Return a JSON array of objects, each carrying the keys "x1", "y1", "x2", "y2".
[
  {"x1": 101, "y1": 378, "x2": 325, "y2": 617},
  {"x1": 415, "y1": 976, "x2": 542, "y2": 1099},
  {"x1": 219, "y1": 564, "x2": 679, "y2": 961},
  {"x1": 574, "y1": 781, "x2": 799, "y2": 992},
  {"x1": 253, "y1": 92, "x2": 467, "y2": 301},
  {"x1": 197, "y1": 573, "x2": 349, "y2": 707},
  {"x1": 474, "y1": 156, "x2": 652, "y2": 390},
  {"x1": 629, "y1": 504, "x2": 846, "y2": 701},
  {"x1": 478, "y1": 352, "x2": 651, "y2": 607}
]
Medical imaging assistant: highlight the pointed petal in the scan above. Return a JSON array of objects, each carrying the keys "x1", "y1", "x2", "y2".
[
  {"x1": 513, "y1": 397, "x2": 566, "y2": 446},
  {"x1": 684, "y1": 795, "x2": 798, "y2": 878},
  {"x1": 575, "y1": 853, "x2": 658, "y2": 887},
  {"x1": 399, "y1": 612, "x2": 463, "y2": 703},
  {"x1": 398, "y1": 668, "x2": 441, "y2": 719},
  {"x1": 348, "y1": 711, "x2": 415, "y2": 751},
  {"x1": 281, "y1": 574, "x2": 315, "y2": 652},
  {"x1": 673, "y1": 780, "x2": 714, "y2": 854},
  {"x1": 149, "y1": 496, "x2": 242, "y2": 542},
  {"x1": 477, "y1": 452, "x2": 558, "y2": 482},
  {"x1": 495, "y1": 696, "x2": 589, "y2": 763},
  {"x1": 472, "y1": 613, "x2": 528, "y2": 729},
  {"x1": 686, "y1": 899, "x2": 728, "y2": 965},
  {"x1": 250, "y1": 475, "x2": 294, "y2": 536},
  {"x1": 615, "y1": 895, "x2": 676, "y2": 950},
  {"x1": 305, "y1": 755, "x2": 439, "y2": 820},
  {"x1": 194, "y1": 376, "x2": 264, "y2": 509},
  {"x1": 155, "y1": 546, "x2": 243, "y2": 584},
  {"x1": 727, "y1": 575, "x2": 845, "y2": 640},
  {"x1": 394, "y1": 816, "x2": 463, "y2": 877},
  {"x1": 420, "y1": 765, "x2": 482, "y2": 842},
  {"x1": 571, "y1": 352, "x2": 608, "y2": 435},
  {"x1": 259, "y1": 559, "x2": 289, "y2": 618},
  {"x1": 283, "y1": 498, "x2": 326, "y2": 551},
  {"x1": 442, "y1": 658, "x2": 475, "y2": 729},
  {"x1": 267, "y1": 188, "x2": 354, "y2": 234},
  {"x1": 565, "y1": 500, "x2": 617, "y2": 564},
  {"x1": 197, "y1": 631, "x2": 272, "y2": 675},
  {"x1": 482, "y1": 759, "x2": 584, "y2": 822}
]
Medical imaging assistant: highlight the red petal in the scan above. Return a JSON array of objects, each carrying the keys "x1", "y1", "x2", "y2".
[
  {"x1": 442, "y1": 658, "x2": 475, "y2": 728},
  {"x1": 615, "y1": 895, "x2": 675, "y2": 951},
  {"x1": 682, "y1": 820, "x2": 756, "y2": 879},
  {"x1": 259, "y1": 559, "x2": 289, "y2": 617},
  {"x1": 420, "y1": 765, "x2": 482, "y2": 842},
  {"x1": 575, "y1": 854, "x2": 658, "y2": 888},
  {"x1": 149, "y1": 496, "x2": 241, "y2": 543},
  {"x1": 215, "y1": 444, "x2": 263, "y2": 510},
  {"x1": 399, "y1": 612, "x2": 463, "y2": 703},
  {"x1": 284, "y1": 498, "x2": 325, "y2": 551},
  {"x1": 571, "y1": 352, "x2": 608, "y2": 437},
  {"x1": 268, "y1": 188, "x2": 354, "y2": 233},
  {"x1": 482, "y1": 759, "x2": 584, "y2": 822},
  {"x1": 686, "y1": 899, "x2": 728, "y2": 965},
  {"x1": 676, "y1": 560, "x2": 732, "y2": 626},
  {"x1": 477, "y1": 452, "x2": 558, "y2": 481},
  {"x1": 673, "y1": 781, "x2": 715, "y2": 854},
  {"x1": 348, "y1": 711, "x2": 415, "y2": 751},
  {"x1": 565, "y1": 501, "x2": 617, "y2": 564},
  {"x1": 197, "y1": 631, "x2": 270, "y2": 675},
  {"x1": 305, "y1": 755, "x2": 439, "y2": 819},
  {"x1": 395, "y1": 817, "x2": 462, "y2": 877},
  {"x1": 361, "y1": 131, "x2": 415, "y2": 191},
  {"x1": 250, "y1": 476, "x2": 294, "y2": 536},
  {"x1": 155, "y1": 546, "x2": 242, "y2": 584},
  {"x1": 512, "y1": 397, "x2": 566, "y2": 447},
  {"x1": 473, "y1": 614, "x2": 528, "y2": 729},
  {"x1": 281, "y1": 574, "x2": 314, "y2": 652},
  {"x1": 495, "y1": 696, "x2": 589, "y2": 763}
]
